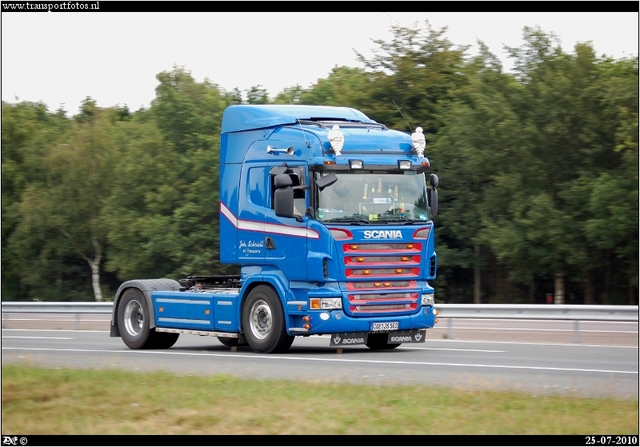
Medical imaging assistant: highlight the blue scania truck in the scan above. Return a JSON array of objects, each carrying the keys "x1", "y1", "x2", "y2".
[{"x1": 110, "y1": 105, "x2": 440, "y2": 353}]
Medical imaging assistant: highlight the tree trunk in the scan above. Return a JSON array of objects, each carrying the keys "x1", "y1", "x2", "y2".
[
  {"x1": 554, "y1": 273, "x2": 565, "y2": 305},
  {"x1": 474, "y1": 242, "x2": 481, "y2": 304},
  {"x1": 89, "y1": 259, "x2": 103, "y2": 301},
  {"x1": 88, "y1": 236, "x2": 102, "y2": 301}
]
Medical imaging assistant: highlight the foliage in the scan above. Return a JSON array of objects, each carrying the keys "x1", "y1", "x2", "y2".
[{"x1": 1, "y1": 23, "x2": 637, "y2": 304}]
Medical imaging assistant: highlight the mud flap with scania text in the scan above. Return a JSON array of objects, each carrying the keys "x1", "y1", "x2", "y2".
[{"x1": 329, "y1": 330, "x2": 426, "y2": 346}]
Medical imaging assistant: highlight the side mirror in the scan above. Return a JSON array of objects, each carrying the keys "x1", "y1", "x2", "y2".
[
  {"x1": 429, "y1": 173, "x2": 439, "y2": 188},
  {"x1": 274, "y1": 188, "x2": 295, "y2": 218},
  {"x1": 428, "y1": 188, "x2": 438, "y2": 217}
]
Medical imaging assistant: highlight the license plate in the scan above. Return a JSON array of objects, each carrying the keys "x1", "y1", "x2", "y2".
[{"x1": 371, "y1": 322, "x2": 399, "y2": 331}]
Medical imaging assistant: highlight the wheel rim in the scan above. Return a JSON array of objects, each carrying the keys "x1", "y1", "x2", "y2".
[
  {"x1": 123, "y1": 299, "x2": 144, "y2": 337},
  {"x1": 249, "y1": 299, "x2": 272, "y2": 340}
]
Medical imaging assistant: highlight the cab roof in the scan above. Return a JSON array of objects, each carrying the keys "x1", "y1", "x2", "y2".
[{"x1": 221, "y1": 104, "x2": 378, "y2": 134}]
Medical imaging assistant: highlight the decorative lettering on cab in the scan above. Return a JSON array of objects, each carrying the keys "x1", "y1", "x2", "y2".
[{"x1": 239, "y1": 239, "x2": 265, "y2": 255}]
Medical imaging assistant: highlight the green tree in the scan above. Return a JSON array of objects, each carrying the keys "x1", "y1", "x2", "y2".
[
  {"x1": 106, "y1": 68, "x2": 233, "y2": 281},
  {"x1": 2, "y1": 101, "x2": 71, "y2": 300},
  {"x1": 298, "y1": 66, "x2": 375, "y2": 110},
  {"x1": 11, "y1": 98, "x2": 116, "y2": 301},
  {"x1": 354, "y1": 19, "x2": 469, "y2": 134},
  {"x1": 151, "y1": 66, "x2": 225, "y2": 154},
  {"x1": 479, "y1": 28, "x2": 638, "y2": 304},
  {"x1": 103, "y1": 118, "x2": 184, "y2": 279},
  {"x1": 273, "y1": 84, "x2": 305, "y2": 104},
  {"x1": 245, "y1": 85, "x2": 270, "y2": 104},
  {"x1": 432, "y1": 43, "x2": 525, "y2": 303}
]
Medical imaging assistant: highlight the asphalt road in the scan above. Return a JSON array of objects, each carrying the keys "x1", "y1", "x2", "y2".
[{"x1": 2, "y1": 319, "x2": 638, "y2": 400}]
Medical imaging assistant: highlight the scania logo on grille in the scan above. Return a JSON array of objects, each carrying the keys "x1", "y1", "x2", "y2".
[{"x1": 363, "y1": 230, "x2": 403, "y2": 239}]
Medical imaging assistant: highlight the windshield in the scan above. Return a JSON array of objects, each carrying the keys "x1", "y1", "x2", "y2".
[{"x1": 316, "y1": 171, "x2": 430, "y2": 224}]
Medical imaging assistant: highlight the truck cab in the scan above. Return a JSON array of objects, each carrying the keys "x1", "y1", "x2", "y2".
[{"x1": 110, "y1": 105, "x2": 439, "y2": 353}]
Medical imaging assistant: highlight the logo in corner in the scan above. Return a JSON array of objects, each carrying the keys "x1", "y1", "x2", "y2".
[{"x1": 2, "y1": 437, "x2": 27, "y2": 446}]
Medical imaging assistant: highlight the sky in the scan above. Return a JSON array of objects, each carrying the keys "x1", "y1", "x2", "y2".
[{"x1": 1, "y1": 11, "x2": 638, "y2": 114}]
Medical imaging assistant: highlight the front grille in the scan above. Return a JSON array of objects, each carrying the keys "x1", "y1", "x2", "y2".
[{"x1": 342, "y1": 242, "x2": 422, "y2": 316}]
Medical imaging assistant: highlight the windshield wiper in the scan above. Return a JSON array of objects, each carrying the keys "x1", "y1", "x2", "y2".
[
  {"x1": 321, "y1": 216, "x2": 371, "y2": 224},
  {"x1": 378, "y1": 216, "x2": 418, "y2": 224}
]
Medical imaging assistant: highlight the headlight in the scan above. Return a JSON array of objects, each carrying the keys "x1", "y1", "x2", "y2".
[
  {"x1": 421, "y1": 293, "x2": 435, "y2": 305},
  {"x1": 310, "y1": 297, "x2": 343, "y2": 310}
]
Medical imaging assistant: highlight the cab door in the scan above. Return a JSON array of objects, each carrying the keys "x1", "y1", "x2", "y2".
[{"x1": 263, "y1": 163, "x2": 311, "y2": 280}]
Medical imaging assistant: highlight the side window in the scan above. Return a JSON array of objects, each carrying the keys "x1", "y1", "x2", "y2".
[{"x1": 248, "y1": 167, "x2": 268, "y2": 208}]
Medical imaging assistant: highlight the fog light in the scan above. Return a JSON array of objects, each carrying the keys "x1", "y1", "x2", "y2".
[{"x1": 309, "y1": 297, "x2": 343, "y2": 310}]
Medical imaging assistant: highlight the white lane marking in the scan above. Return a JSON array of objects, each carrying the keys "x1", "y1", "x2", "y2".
[
  {"x1": 1, "y1": 329, "x2": 637, "y2": 348},
  {"x1": 436, "y1": 326, "x2": 639, "y2": 334},
  {"x1": 2, "y1": 336, "x2": 73, "y2": 340},
  {"x1": 1, "y1": 329, "x2": 108, "y2": 333},
  {"x1": 2, "y1": 319, "x2": 110, "y2": 322},
  {"x1": 2, "y1": 347, "x2": 637, "y2": 375},
  {"x1": 401, "y1": 347, "x2": 505, "y2": 353}
]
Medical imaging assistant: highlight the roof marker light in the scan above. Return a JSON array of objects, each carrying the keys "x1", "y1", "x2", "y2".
[
  {"x1": 349, "y1": 159, "x2": 364, "y2": 170},
  {"x1": 398, "y1": 160, "x2": 412, "y2": 170}
]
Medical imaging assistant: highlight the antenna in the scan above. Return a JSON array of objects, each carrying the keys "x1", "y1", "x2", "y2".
[
  {"x1": 290, "y1": 101, "x2": 310, "y2": 148},
  {"x1": 393, "y1": 100, "x2": 413, "y2": 133}
]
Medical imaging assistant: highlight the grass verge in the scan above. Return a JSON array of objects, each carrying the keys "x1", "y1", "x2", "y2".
[{"x1": 1, "y1": 364, "x2": 638, "y2": 435}]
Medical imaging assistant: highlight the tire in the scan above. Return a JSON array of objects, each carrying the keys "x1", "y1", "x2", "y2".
[
  {"x1": 365, "y1": 333, "x2": 401, "y2": 350},
  {"x1": 241, "y1": 285, "x2": 294, "y2": 354},
  {"x1": 117, "y1": 288, "x2": 172, "y2": 349}
]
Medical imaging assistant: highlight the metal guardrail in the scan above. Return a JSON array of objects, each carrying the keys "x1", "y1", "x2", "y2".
[
  {"x1": 1, "y1": 302, "x2": 638, "y2": 341},
  {"x1": 1, "y1": 302, "x2": 113, "y2": 314},
  {"x1": 1, "y1": 301, "x2": 112, "y2": 330},
  {"x1": 437, "y1": 304, "x2": 638, "y2": 342},
  {"x1": 437, "y1": 304, "x2": 638, "y2": 320}
]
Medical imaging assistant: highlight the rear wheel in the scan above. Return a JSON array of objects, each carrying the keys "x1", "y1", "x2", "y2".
[
  {"x1": 242, "y1": 285, "x2": 294, "y2": 353},
  {"x1": 365, "y1": 333, "x2": 401, "y2": 350},
  {"x1": 117, "y1": 288, "x2": 177, "y2": 349}
]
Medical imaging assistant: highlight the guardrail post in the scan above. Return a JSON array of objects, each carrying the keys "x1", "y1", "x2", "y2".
[
  {"x1": 75, "y1": 313, "x2": 81, "y2": 331},
  {"x1": 573, "y1": 320, "x2": 580, "y2": 343},
  {"x1": 447, "y1": 318, "x2": 454, "y2": 340},
  {"x1": 2, "y1": 313, "x2": 8, "y2": 329}
]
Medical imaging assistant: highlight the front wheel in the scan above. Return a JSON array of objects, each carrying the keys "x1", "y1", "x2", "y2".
[
  {"x1": 365, "y1": 333, "x2": 401, "y2": 350},
  {"x1": 242, "y1": 285, "x2": 294, "y2": 353}
]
